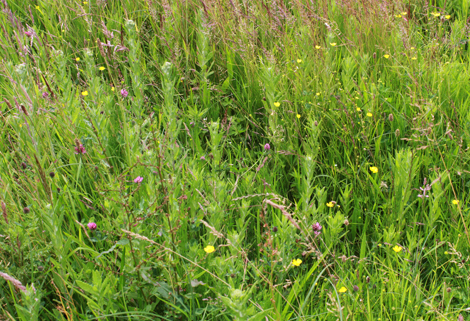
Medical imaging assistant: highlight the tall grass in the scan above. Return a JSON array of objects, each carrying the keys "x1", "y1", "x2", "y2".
[{"x1": 1, "y1": 0, "x2": 470, "y2": 320}]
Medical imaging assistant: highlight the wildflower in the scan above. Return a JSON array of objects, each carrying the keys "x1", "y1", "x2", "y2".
[
  {"x1": 370, "y1": 166, "x2": 378, "y2": 174},
  {"x1": 312, "y1": 222, "x2": 322, "y2": 236},
  {"x1": 296, "y1": 114, "x2": 301, "y2": 119},
  {"x1": 49, "y1": 172, "x2": 55, "y2": 178},
  {"x1": 393, "y1": 245, "x2": 402, "y2": 253},
  {"x1": 297, "y1": 59, "x2": 302, "y2": 63},
  {"x1": 35, "y1": 5, "x2": 39, "y2": 9},
  {"x1": 111, "y1": 87, "x2": 115, "y2": 91},
  {"x1": 272, "y1": 226, "x2": 278, "y2": 233},
  {"x1": 292, "y1": 259, "x2": 302, "y2": 266},
  {"x1": 326, "y1": 202, "x2": 334, "y2": 208},
  {"x1": 200, "y1": 156, "x2": 206, "y2": 161},
  {"x1": 264, "y1": 143, "x2": 271, "y2": 151},
  {"x1": 42, "y1": 92, "x2": 49, "y2": 98},
  {"x1": 383, "y1": 55, "x2": 390, "y2": 59},
  {"x1": 315, "y1": 45, "x2": 321, "y2": 49},
  {"x1": 23, "y1": 207, "x2": 30, "y2": 214},
  {"x1": 431, "y1": 12, "x2": 440, "y2": 17},
  {"x1": 417, "y1": 178, "x2": 431, "y2": 198},
  {"x1": 24, "y1": 31, "x2": 33, "y2": 37},
  {"x1": 353, "y1": 285, "x2": 359, "y2": 292},
  {"x1": 316, "y1": 92, "x2": 320, "y2": 96},
  {"x1": 204, "y1": 245, "x2": 215, "y2": 253},
  {"x1": 411, "y1": 47, "x2": 415, "y2": 50},
  {"x1": 395, "y1": 15, "x2": 401, "y2": 18},
  {"x1": 366, "y1": 112, "x2": 373, "y2": 117},
  {"x1": 74, "y1": 143, "x2": 87, "y2": 154},
  {"x1": 445, "y1": 15, "x2": 451, "y2": 19},
  {"x1": 87, "y1": 222, "x2": 97, "y2": 231},
  {"x1": 274, "y1": 102, "x2": 280, "y2": 107},
  {"x1": 401, "y1": 12, "x2": 407, "y2": 15},
  {"x1": 99, "y1": 66, "x2": 105, "y2": 71},
  {"x1": 444, "y1": 251, "x2": 448, "y2": 255},
  {"x1": 134, "y1": 176, "x2": 143, "y2": 183},
  {"x1": 411, "y1": 56, "x2": 417, "y2": 60},
  {"x1": 338, "y1": 287, "x2": 347, "y2": 293},
  {"x1": 356, "y1": 107, "x2": 361, "y2": 112},
  {"x1": 452, "y1": 200, "x2": 459, "y2": 205},
  {"x1": 83, "y1": 1, "x2": 88, "y2": 4},
  {"x1": 81, "y1": 91, "x2": 88, "y2": 96},
  {"x1": 330, "y1": 43, "x2": 337, "y2": 46},
  {"x1": 121, "y1": 88, "x2": 128, "y2": 98},
  {"x1": 75, "y1": 57, "x2": 80, "y2": 62}
]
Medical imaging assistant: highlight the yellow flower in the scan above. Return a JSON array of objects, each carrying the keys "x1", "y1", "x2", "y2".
[
  {"x1": 452, "y1": 200, "x2": 459, "y2": 205},
  {"x1": 316, "y1": 92, "x2": 320, "y2": 96},
  {"x1": 315, "y1": 45, "x2": 321, "y2": 49},
  {"x1": 99, "y1": 66, "x2": 105, "y2": 71},
  {"x1": 83, "y1": 1, "x2": 88, "y2": 4},
  {"x1": 444, "y1": 251, "x2": 448, "y2": 255},
  {"x1": 370, "y1": 166, "x2": 378, "y2": 174},
  {"x1": 395, "y1": 15, "x2": 401, "y2": 18},
  {"x1": 393, "y1": 245, "x2": 403, "y2": 253},
  {"x1": 411, "y1": 57, "x2": 417, "y2": 60},
  {"x1": 330, "y1": 43, "x2": 337, "y2": 47},
  {"x1": 292, "y1": 259, "x2": 302, "y2": 266},
  {"x1": 366, "y1": 112, "x2": 373, "y2": 117},
  {"x1": 378, "y1": 243, "x2": 382, "y2": 247},
  {"x1": 75, "y1": 57, "x2": 80, "y2": 62},
  {"x1": 356, "y1": 107, "x2": 361, "y2": 112},
  {"x1": 445, "y1": 15, "x2": 451, "y2": 19},
  {"x1": 326, "y1": 202, "x2": 334, "y2": 208},
  {"x1": 204, "y1": 245, "x2": 215, "y2": 253},
  {"x1": 431, "y1": 12, "x2": 440, "y2": 17},
  {"x1": 35, "y1": 5, "x2": 40, "y2": 9},
  {"x1": 274, "y1": 102, "x2": 280, "y2": 107},
  {"x1": 338, "y1": 287, "x2": 347, "y2": 293},
  {"x1": 383, "y1": 54, "x2": 390, "y2": 59},
  {"x1": 296, "y1": 114, "x2": 301, "y2": 119},
  {"x1": 411, "y1": 47, "x2": 415, "y2": 50},
  {"x1": 81, "y1": 91, "x2": 88, "y2": 96},
  {"x1": 401, "y1": 12, "x2": 407, "y2": 15},
  {"x1": 297, "y1": 59, "x2": 302, "y2": 63},
  {"x1": 111, "y1": 87, "x2": 115, "y2": 91}
]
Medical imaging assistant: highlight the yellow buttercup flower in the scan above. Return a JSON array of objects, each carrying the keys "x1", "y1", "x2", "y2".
[
  {"x1": 330, "y1": 43, "x2": 337, "y2": 47},
  {"x1": 431, "y1": 12, "x2": 440, "y2": 17},
  {"x1": 315, "y1": 45, "x2": 321, "y2": 49},
  {"x1": 81, "y1": 91, "x2": 88, "y2": 96},
  {"x1": 452, "y1": 200, "x2": 459, "y2": 205},
  {"x1": 204, "y1": 245, "x2": 215, "y2": 253},
  {"x1": 326, "y1": 202, "x2": 334, "y2": 208},
  {"x1": 99, "y1": 66, "x2": 105, "y2": 71},
  {"x1": 292, "y1": 259, "x2": 302, "y2": 266},
  {"x1": 411, "y1": 57, "x2": 417, "y2": 60},
  {"x1": 75, "y1": 57, "x2": 80, "y2": 62},
  {"x1": 445, "y1": 15, "x2": 451, "y2": 19},
  {"x1": 366, "y1": 112, "x2": 373, "y2": 117},
  {"x1": 296, "y1": 114, "x2": 301, "y2": 119},
  {"x1": 395, "y1": 15, "x2": 401, "y2": 18},
  {"x1": 274, "y1": 102, "x2": 280, "y2": 107},
  {"x1": 411, "y1": 47, "x2": 415, "y2": 50},
  {"x1": 383, "y1": 54, "x2": 390, "y2": 59},
  {"x1": 297, "y1": 59, "x2": 302, "y2": 63},
  {"x1": 111, "y1": 87, "x2": 115, "y2": 91},
  {"x1": 401, "y1": 11, "x2": 407, "y2": 15},
  {"x1": 316, "y1": 92, "x2": 320, "y2": 96},
  {"x1": 338, "y1": 287, "x2": 347, "y2": 293},
  {"x1": 393, "y1": 245, "x2": 403, "y2": 253},
  {"x1": 370, "y1": 166, "x2": 378, "y2": 174},
  {"x1": 356, "y1": 108, "x2": 361, "y2": 112}
]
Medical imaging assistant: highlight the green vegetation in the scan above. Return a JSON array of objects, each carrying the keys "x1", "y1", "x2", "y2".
[{"x1": 1, "y1": 0, "x2": 470, "y2": 320}]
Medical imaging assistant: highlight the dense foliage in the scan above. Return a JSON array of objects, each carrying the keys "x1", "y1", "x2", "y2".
[{"x1": 1, "y1": 0, "x2": 470, "y2": 320}]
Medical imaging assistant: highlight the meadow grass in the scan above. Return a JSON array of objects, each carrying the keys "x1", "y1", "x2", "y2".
[{"x1": 1, "y1": 0, "x2": 470, "y2": 320}]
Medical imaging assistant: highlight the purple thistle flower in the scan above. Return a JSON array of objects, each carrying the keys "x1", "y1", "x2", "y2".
[
  {"x1": 264, "y1": 143, "x2": 271, "y2": 151},
  {"x1": 312, "y1": 222, "x2": 322, "y2": 236},
  {"x1": 24, "y1": 31, "x2": 33, "y2": 37},
  {"x1": 120, "y1": 88, "x2": 128, "y2": 98},
  {"x1": 200, "y1": 156, "x2": 206, "y2": 161},
  {"x1": 42, "y1": 92, "x2": 49, "y2": 98},
  {"x1": 74, "y1": 143, "x2": 86, "y2": 154},
  {"x1": 134, "y1": 176, "x2": 143, "y2": 183},
  {"x1": 87, "y1": 222, "x2": 97, "y2": 231}
]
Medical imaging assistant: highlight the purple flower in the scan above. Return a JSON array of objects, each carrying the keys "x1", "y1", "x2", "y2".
[
  {"x1": 87, "y1": 222, "x2": 97, "y2": 231},
  {"x1": 312, "y1": 222, "x2": 322, "y2": 236},
  {"x1": 417, "y1": 178, "x2": 431, "y2": 198},
  {"x1": 200, "y1": 156, "x2": 206, "y2": 161},
  {"x1": 264, "y1": 143, "x2": 271, "y2": 151},
  {"x1": 24, "y1": 31, "x2": 33, "y2": 37},
  {"x1": 134, "y1": 176, "x2": 143, "y2": 183},
  {"x1": 120, "y1": 88, "x2": 128, "y2": 98},
  {"x1": 42, "y1": 92, "x2": 49, "y2": 98},
  {"x1": 74, "y1": 143, "x2": 86, "y2": 154}
]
